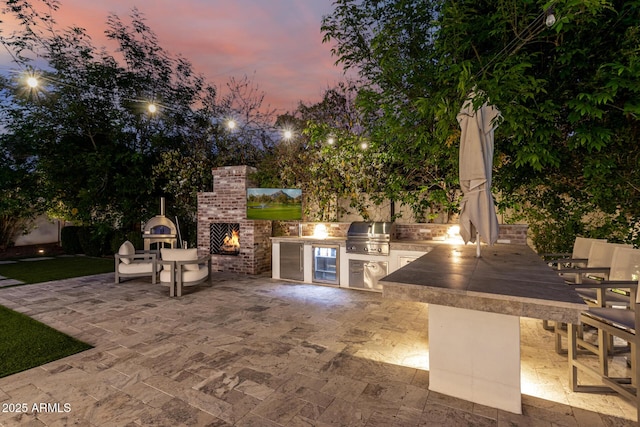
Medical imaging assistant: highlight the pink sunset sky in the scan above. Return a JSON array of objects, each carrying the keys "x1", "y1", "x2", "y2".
[{"x1": 1, "y1": 0, "x2": 349, "y2": 114}]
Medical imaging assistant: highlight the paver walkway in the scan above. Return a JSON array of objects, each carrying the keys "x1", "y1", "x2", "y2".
[{"x1": 0, "y1": 273, "x2": 636, "y2": 426}]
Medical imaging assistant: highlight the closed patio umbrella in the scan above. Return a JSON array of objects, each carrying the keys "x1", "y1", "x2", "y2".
[{"x1": 457, "y1": 91, "x2": 501, "y2": 257}]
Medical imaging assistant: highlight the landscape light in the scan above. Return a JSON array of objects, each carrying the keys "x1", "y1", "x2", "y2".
[
  {"x1": 327, "y1": 137, "x2": 335, "y2": 145},
  {"x1": 360, "y1": 142, "x2": 368, "y2": 150},
  {"x1": 283, "y1": 130, "x2": 293, "y2": 140},
  {"x1": 148, "y1": 103, "x2": 157, "y2": 113}
]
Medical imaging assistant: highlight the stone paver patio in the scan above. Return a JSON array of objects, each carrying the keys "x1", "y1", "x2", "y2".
[{"x1": 0, "y1": 272, "x2": 636, "y2": 426}]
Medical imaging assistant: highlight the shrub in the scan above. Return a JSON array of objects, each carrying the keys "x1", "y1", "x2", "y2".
[
  {"x1": 60, "y1": 226, "x2": 82, "y2": 254},
  {"x1": 126, "y1": 231, "x2": 144, "y2": 250},
  {"x1": 110, "y1": 229, "x2": 144, "y2": 253},
  {"x1": 77, "y1": 225, "x2": 113, "y2": 257},
  {"x1": 625, "y1": 217, "x2": 640, "y2": 248}
]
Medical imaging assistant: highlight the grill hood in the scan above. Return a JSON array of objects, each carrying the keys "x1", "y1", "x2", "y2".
[{"x1": 347, "y1": 222, "x2": 396, "y2": 241}]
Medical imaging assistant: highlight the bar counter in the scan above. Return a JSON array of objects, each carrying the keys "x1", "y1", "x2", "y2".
[
  {"x1": 381, "y1": 243, "x2": 586, "y2": 322},
  {"x1": 380, "y1": 243, "x2": 587, "y2": 414}
]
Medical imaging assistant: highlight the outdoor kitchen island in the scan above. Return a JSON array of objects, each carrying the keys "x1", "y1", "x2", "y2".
[
  {"x1": 380, "y1": 242, "x2": 587, "y2": 414},
  {"x1": 270, "y1": 236, "x2": 430, "y2": 290}
]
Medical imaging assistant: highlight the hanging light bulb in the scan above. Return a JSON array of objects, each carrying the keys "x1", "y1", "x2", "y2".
[{"x1": 545, "y1": 8, "x2": 556, "y2": 27}]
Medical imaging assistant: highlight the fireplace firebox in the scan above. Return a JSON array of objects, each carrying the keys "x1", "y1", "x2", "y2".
[{"x1": 210, "y1": 223, "x2": 240, "y2": 255}]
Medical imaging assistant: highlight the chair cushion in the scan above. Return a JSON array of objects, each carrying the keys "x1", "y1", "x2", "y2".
[
  {"x1": 577, "y1": 288, "x2": 629, "y2": 307},
  {"x1": 182, "y1": 266, "x2": 209, "y2": 284},
  {"x1": 160, "y1": 248, "x2": 199, "y2": 271},
  {"x1": 584, "y1": 307, "x2": 635, "y2": 333},
  {"x1": 118, "y1": 241, "x2": 135, "y2": 265},
  {"x1": 159, "y1": 269, "x2": 172, "y2": 283},
  {"x1": 118, "y1": 261, "x2": 154, "y2": 274},
  {"x1": 159, "y1": 266, "x2": 208, "y2": 284}
]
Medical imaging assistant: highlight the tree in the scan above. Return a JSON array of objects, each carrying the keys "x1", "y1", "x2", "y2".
[
  {"x1": 437, "y1": 0, "x2": 640, "y2": 251},
  {"x1": 0, "y1": 1, "x2": 224, "y2": 248},
  {"x1": 213, "y1": 74, "x2": 279, "y2": 168},
  {"x1": 322, "y1": 0, "x2": 640, "y2": 250},
  {"x1": 322, "y1": 0, "x2": 460, "y2": 222},
  {"x1": 0, "y1": 125, "x2": 48, "y2": 248},
  {"x1": 150, "y1": 74, "x2": 278, "y2": 246},
  {"x1": 261, "y1": 82, "x2": 381, "y2": 221},
  {"x1": 1, "y1": 1, "x2": 285, "y2": 249}
]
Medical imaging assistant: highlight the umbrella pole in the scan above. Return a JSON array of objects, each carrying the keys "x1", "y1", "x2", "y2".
[{"x1": 476, "y1": 232, "x2": 481, "y2": 257}]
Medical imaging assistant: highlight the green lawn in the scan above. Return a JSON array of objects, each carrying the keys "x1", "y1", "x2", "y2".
[
  {"x1": 0, "y1": 256, "x2": 111, "y2": 377},
  {"x1": 0, "y1": 305, "x2": 93, "y2": 377},
  {"x1": 247, "y1": 203, "x2": 302, "y2": 220},
  {"x1": 0, "y1": 256, "x2": 113, "y2": 284}
]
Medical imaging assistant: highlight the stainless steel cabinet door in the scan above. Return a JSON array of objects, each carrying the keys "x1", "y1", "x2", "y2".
[
  {"x1": 280, "y1": 242, "x2": 304, "y2": 281},
  {"x1": 349, "y1": 259, "x2": 387, "y2": 290}
]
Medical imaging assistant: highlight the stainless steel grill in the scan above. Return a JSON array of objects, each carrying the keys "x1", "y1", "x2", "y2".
[{"x1": 345, "y1": 221, "x2": 396, "y2": 256}]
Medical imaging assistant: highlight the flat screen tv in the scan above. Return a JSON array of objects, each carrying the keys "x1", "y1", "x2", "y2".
[{"x1": 246, "y1": 188, "x2": 302, "y2": 220}]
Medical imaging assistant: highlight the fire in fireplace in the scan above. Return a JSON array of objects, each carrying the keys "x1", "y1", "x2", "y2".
[
  {"x1": 210, "y1": 223, "x2": 240, "y2": 255},
  {"x1": 221, "y1": 229, "x2": 240, "y2": 254}
]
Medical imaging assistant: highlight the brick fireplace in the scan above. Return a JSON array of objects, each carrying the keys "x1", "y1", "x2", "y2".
[{"x1": 197, "y1": 166, "x2": 272, "y2": 274}]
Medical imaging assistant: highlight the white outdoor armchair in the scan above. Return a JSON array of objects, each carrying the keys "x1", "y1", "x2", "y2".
[
  {"x1": 159, "y1": 248, "x2": 211, "y2": 297},
  {"x1": 114, "y1": 240, "x2": 159, "y2": 284}
]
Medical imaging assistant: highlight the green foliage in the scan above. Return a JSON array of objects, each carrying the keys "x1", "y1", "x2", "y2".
[
  {"x1": 320, "y1": 1, "x2": 462, "y2": 222},
  {"x1": 109, "y1": 229, "x2": 144, "y2": 254},
  {"x1": 60, "y1": 226, "x2": 82, "y2": 254},
  {"x1": 321, "y1": 0, "x2": 640, "y2": 251},
  {"x1": 0, "y1": 2, "x2": 225, "y2": 239},
  {"x1": 77, "y1": 225, "x2": 112, "y2": 257},
  {"x1": 266, "y1": 81, "x2": 454, "y2": 222},
  {"x1": 0, "y1": 131, "x2": 49, "y2": 248},
  {"x1": 627, "y1": 217, "x2": 640, "y2": 249}
]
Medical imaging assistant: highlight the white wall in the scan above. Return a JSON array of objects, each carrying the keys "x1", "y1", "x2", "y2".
[{"x1": 13, "y1": 215, "x2": 62, "y2": 246}]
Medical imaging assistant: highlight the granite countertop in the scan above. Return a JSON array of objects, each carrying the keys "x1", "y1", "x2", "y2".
[
  {"x1": 270, "y1": 236, "x2": 435, "y2": 251},
  {"x1": 390, "y1": 241, "x2": 435, "y2": 251},
  {"x1": 270, "y1": 236, "x2": 346, "y2": 245},
  {"x1": 381, "y1": 243, "x2": 587, "y2": 323}
]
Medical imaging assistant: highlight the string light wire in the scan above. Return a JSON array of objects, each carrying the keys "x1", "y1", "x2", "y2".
[{"x1": 475, "y1": 8, "x2": 551, "y2": 80}]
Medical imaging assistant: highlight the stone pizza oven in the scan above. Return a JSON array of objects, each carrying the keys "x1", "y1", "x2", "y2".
[{"x1": 197, "y1": 166, "x2": 272, "y2": 274}]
